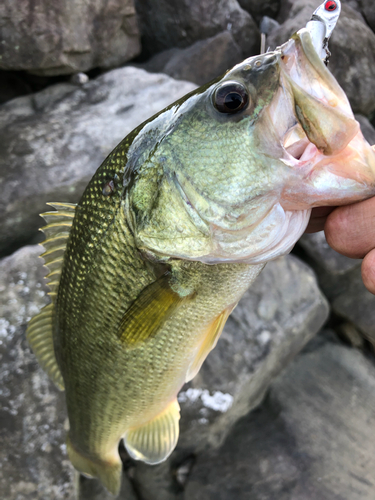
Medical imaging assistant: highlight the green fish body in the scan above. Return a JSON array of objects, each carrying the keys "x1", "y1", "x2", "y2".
[{"x1": 27, "y1": 30, "x2": 375, "y2": 495}]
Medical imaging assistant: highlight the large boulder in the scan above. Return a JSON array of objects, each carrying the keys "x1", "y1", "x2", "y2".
[
  {"x1": 0, "y1": 67, "x2": 197, "y2": 257},
  {"x1": 184, "y1": 332, "x2": 375, "y2": 499},
  {"x1": 0, "y1": 0, "x2": 140, "y2": 75},
  {"x1": 140, "y1": 31, "x2": 244, "y2": 85},
  {"x1": 134, "y1": 0, "x2": 260, "y2": 59},
  {"x1": 0, "y1": 246, "x2": 74, "y2": 500}
]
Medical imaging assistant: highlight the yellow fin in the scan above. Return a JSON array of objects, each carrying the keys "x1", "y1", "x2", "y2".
[
  {"x1": 185, "y1": 305, "x2": 235, "y2": 383},
  {"x1": 67, "y1": 435, "x2": 122, "y2": 496},
  {"x1": 117, "y1": 274, "x2": 193, "y2": 347},
  {"x1": 26, "y1": 303, "x2": 65, "y2": 390},
  {"x1": 124, "y1": 399, "x2": 180, "y2": 464},
  {"x1": 40, "y1": 202, "x2": 76, "y2": 301}
]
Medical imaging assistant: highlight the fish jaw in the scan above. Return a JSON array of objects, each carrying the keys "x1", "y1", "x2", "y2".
[{"x1": 270, "y1": 29, "x2": 375, "y2": 210}]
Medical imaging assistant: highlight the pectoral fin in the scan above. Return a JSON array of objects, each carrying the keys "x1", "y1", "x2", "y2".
[
  {"x1": 185, "y1": 304, "x2": 235, "y2": 383},
  {"x1": 117, "y1": 274, "x2": 194, "y2": 347},
  {"x1": 124, "y1": 399, "x2": 180, "y2": 464}
]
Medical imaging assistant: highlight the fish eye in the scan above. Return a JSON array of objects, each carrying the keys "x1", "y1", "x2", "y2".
[
  {"x1": 325, "y1": 0, "x2": 337, "y2": 11},
  {"x1": 213, "y1": 81, "x2": 249, "y2": 114}
]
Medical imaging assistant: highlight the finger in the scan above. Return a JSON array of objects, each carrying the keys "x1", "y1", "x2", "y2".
[
  {"x1": 325, "y1": 197, "x2": 375, "y2": 258},
  {"x1": 305, "y1": 206, "x2": 336, "y2": 233},
  {"x1": 362, "y1": 249, "x2": 375, "y2": 295}
]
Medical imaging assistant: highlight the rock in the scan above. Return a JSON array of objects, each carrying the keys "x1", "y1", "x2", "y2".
[
  {"x1": 331, "y1": 269, "x2": 375, "y2": 345},
  {"x1": 238, "y1": 0, "x2": 280, "y2": 22},
  {"x1": 297, "y1": 233, "x2": 375, "y2": 346},
  {"x1": 141, "y1": 31, "x2": 243, "y2": 85},
  {"x1": 0, "y1": 245, "x2": 74, "y2": 500},
  {"x1": 355, "y1": 114, "x2": 375, "y2": 145},
  {"x1": 361, "y1": 0, "x2": 375, "y2": 32},
  {"x1": 132, "y1": 255, "x2": 329, "y2": 497},
  {"x1": 134, "y1": 0, "x2": 260, "y2": 59},
  {"x1": 184, "y1": 333, "x2": 375, "y2": 499},
  {"x1": 0, "y1": 0, "x2": 140, "y2": 76},
  {"x1": 0, "y1": 66, "x2": 197, "y2": 257},
  {"x1": 268, "y1": 3, "x2": 375, "y2": 116},
  {"x1": 298, "y1": 232, "x2": 361, "y2": 275}
]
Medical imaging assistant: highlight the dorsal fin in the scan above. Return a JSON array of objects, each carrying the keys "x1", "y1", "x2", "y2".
[
  {"x1": 26, "y1": 202, "x2": 76, "y2": 391},
  {"x1": 39, "y1": 202, "x2": 76, "y2": 300}
]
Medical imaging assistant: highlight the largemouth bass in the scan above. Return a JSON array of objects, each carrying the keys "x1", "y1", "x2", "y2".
[{"x1": 27, "y1": 3, "x2": 375, "y2": 495}]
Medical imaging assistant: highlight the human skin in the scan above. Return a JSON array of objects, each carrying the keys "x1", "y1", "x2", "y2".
[{"x1": 305, "y1": 199, "x2": 375, "y2": 295}]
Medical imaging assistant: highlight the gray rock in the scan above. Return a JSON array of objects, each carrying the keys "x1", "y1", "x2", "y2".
[
  {"x1": 184, "y1": 333, "x2": 375, "y2": 500},
  {"x1": 238, "y1": 0, "x2": 280, "y2": 22},
  {"x1": 297, "y1": 233, "x2": 375, "y2": 345},
  {"x1": 141, "y1": 31, "x2": 244, "y2": 86},
  {"x1": 133, "y1": 255, "x2": 329, "y2": 497},
  {"x1": 331, "y1": 268, "x2": 375, "y2": 345},
  {"x1": 0, "y1": 245, "x2": 74, "y2": 500},
  {"x1": 0, "y1": 66, "x2": 197, "y2": 257},
  {"x1": 361, "y1": 0, "x2": 375, "y2": 32},
  {"x1": 299, "y1": 231, "x2": 361, "y2": 275},
  {"x1": 0, "y1": 0, "x2": 140, "y2": 75},
  {"x1": 268, "y1": 3, "x2": 375, "y2": 116},
  {"x1": 355, "y1": 114, "x2": 375, "y2": 145},
  {"x1": 134, "y1": 0, "x2": 260, "y2": 59}
]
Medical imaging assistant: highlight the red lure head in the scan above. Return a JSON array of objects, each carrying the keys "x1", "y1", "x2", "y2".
[{"x1": 325, "y1": 1, "x2": 337, "y2": 11}]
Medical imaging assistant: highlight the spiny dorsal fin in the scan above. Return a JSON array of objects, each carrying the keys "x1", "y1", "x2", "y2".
[
  {"x1": 26, "y1": 202, "x2": 76, "y2": 390},
  {"x1": 40, "y1": 202, "x2": 76, "y2": 301},
  {"x1": 26, "y1": 303, "x2": 65, "y2": 390}
]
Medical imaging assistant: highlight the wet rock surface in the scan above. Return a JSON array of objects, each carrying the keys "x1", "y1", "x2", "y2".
[
  {"x1": 0, "y1": 0, "x2": 140, "y2": 75},
  {"x1": 184, "y1": 332, "x2": 375, "y2": 500},
  {"x1": 0, "y1": 67, "x2": 196, "y2": 257},
  {"x1": 139, "y1": 31, "x2": 243, "y2": 85},
  {"x1": 299, "y1": 232, "x2": 361, "y2": 275},
  {"x1": 0, "y1": 246, "x2": 74, "y2": 500},
  {"x1": 297, "y1": 233, "x2": 375, "y2": 346},
  {"x1": 134, "y1": 0, "x2": 260, "y2": 59}
]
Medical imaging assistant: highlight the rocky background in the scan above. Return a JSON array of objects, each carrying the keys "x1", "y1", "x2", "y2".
[{"x1": 1, "y1": 0, "x2": 375, "y2": 499}]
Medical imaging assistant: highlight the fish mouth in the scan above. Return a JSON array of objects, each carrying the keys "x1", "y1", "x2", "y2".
[{"x1": 265, "y1": 29, "x2": 375, "y2": 209}]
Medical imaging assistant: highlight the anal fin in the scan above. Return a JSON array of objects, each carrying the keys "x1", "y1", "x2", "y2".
[
  {"x1": 185, "y1": 304, "x2": 236, "y2": 383},
  {"x1": 124, "y1": 399, "x2": 180, "y2": 464},
  {"x1": 26, "y1": 303, "x2": 65, "y2": 390}
]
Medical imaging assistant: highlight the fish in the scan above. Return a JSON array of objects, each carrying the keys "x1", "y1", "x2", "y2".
[{"x1": 26, "y1": 2, "x2": 375, "y2": 495}]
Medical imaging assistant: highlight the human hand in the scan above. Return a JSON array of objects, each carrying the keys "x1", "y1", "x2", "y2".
[{"x1": 305, "y1": 198, "x2": 375, "y2": 295}]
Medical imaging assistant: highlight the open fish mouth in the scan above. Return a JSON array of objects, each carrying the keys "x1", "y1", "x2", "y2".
[{"x1": 265, "y1": 28, "x2": 375, "y2": 210}]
